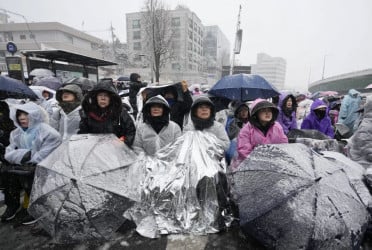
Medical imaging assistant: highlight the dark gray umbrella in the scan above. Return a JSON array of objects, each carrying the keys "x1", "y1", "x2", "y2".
[
  {"x1": 63, "y1": 77, "x2": 96, "y2": 95},
  {"x1": 33, "y1": 76, "x2": 62, "y2": 91},
  {"x1": 232, "y1": 143, "x2": 370, "y2": 249},
  {"x1": 28, "y1": 134, "x2": 138, "y2": 243},
  {"x1": 0, "y1": 75, "x2": 38, "y2": 100}
]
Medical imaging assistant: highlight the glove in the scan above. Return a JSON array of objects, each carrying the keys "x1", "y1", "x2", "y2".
[{"x1": 20, "y1": 151, "x2": 32, "y2": 164}]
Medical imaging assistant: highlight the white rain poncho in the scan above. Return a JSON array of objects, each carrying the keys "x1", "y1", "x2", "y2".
[{"x1": 5, "y1": 102, "x2": 62, "y2": 164}]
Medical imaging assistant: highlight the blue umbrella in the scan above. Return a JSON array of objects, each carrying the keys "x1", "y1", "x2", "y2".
[
  {"x1": 209, "y1": 74, "x2": 280, "y2": 102},
  {"x1": 0, "y1": 76, "x2": 38, "y2": 100}
]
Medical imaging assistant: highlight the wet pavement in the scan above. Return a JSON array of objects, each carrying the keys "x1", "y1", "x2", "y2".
[
  {"x1": 1, "y1": 201, "x2": 372, "y2": 249},
  {"x1": 0, "y1": 203, "x2": 265, "y2": 250}
]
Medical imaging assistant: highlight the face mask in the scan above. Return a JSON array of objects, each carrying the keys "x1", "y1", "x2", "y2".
[{"x1": 314, "y1": 109, "x2": 326, "y2": 119}]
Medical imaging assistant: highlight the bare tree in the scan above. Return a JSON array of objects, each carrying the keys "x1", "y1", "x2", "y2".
[{"x1": 142, "y1": 0, "x2": 174, "y2": 82}]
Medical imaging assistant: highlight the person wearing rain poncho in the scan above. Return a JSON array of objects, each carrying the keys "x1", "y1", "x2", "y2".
[
  {"x1": 233, "y1": 99, "x2": 288, "y2": 170},
  {"x1": 301, "y1": 99, "x2": 334, "y2": 138},
  {"x1": 276, "y1": 93, "x2": 298, "y2": 134},
  {"x1": 133, "y1": 95, "x2": 181, "y2": 156},
  {"x1": 78, "y1": 82, "x2": 136, "y2": 147},
  {"x1": 338, "y1": 88, "x2": 362, "y2": 133},
  {"x1": 126, "y1": 96, "x2": 231, "y2": 238},
  {"x1": 184, "y1": 96, "x2": 230, "y2": 150},
  {"x1": 50, "y1": 84, "x2": 83, "y2": 141},
  {"x1": 1, "y1": 102, "x2": 61, "y2": 224},
  {"x1": 30, "y1": 87, "x2": 54, "y2": 119}
]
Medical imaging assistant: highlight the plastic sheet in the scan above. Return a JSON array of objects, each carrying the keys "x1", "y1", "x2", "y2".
[{"x1": 125, "y1": 131, "x2": 230, "y2": 238}]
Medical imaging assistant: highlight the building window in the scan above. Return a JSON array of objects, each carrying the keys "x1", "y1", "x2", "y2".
[
  {"x1": 133, "y1": 42, "x2": 141, "y2": 50},
  {"x1": 4, "y1": 32, "x2": 13, "y2": 41},
  {"x1": 172, "y1": 29, "x2": 180, "y2": 38},
  {"x1": 171, "y1": 17, "x2": 181, "y2": 27},
  {"x1": 188, "y1": 30, "x2": 193, "y2": 40},
  {"x1": 188, "y1": 42, "x2": 192, "y2": 51},
  {"x1": 20, "y1": 34, "x2": 26, "y2": 40},
  {"x1": 132, "y1": 19, "x2": 141, "y2": 29},
  {"x1": 30, "y1": 34, "x2": 35, "y2": 39},
  {"x1": 133, "y1": 30, "x2": 141, "y2": 40}
]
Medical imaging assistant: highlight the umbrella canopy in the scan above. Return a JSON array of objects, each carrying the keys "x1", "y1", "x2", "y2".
[
  {"x1": 63, "y1": 77, "x2": 96, "y2": 94},
  {"x1": 209, "y1": 74, "x2": 280, "y2": 102},
  {"x1": 28, "y1": 134, "x2": 138, "y2": 243},
  {"x1": 29, "y1": 68, "x2": 55, "y2": 77},
  {"x1": 33, "y1": 76, "x2": 62, "y2": 91},
  {"x1": 117, "y1": 76, "x2": 130, "y2": 82},
  {"x1": 0, "y1": 75, "x2": 38, "y2": 100},
  {"x1": 232, "y1": 143, "x2": 370, "y2": 249}
]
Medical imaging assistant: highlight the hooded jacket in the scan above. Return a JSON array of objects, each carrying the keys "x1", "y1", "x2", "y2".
[
  {"x1": 349, "y1": 96, "x2": 372, "y2": 168},
  {"x1": 301, "y1": 99, "x2": 334, "y2": 138},
  {"x1": 133, "y1": 95, "x2": 182, "y2": 156},
  {"x1": 338, "y1": 89, "x2": 362, "y2": 131},
  {"x1": 50, "y1": 84, "x2": 83, "y2": 141},
  {"x1": 227, "y1": 102, "x2": 249, "y2": 140},
  {"x1": 277, "y1": 93, "x2": 297, "y2": 134},
  {"x1": 236, "y1": 99, "x2": 288, "y2": 160},
  {"x1": 5, "y1": 102, "x2": 62, "y2": 164},
  {"x1": 129, "y1": 73, "x2": 147, "y2": 119},
  {"x1": 79, "y1": 82, "x2": 136, "y2": 147},
  {"x1": 183, "y1": 96, "x2": 229, "y2": 151},
  {"x1": 0, "y1": 101, "x2": 16, "y2": 148}
]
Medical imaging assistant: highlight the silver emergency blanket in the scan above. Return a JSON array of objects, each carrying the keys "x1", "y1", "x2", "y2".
[
  {"x1": 28, "y1": 134, "x2": 139, "y2": 243},
  {"x1": 125, "y1": 130, "x2": 228, "y2": 238},
  {"x1": 232, "y1": 143, "x2": 370, "y2": 250}
]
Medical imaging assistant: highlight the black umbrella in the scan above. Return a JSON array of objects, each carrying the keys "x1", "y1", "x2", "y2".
[
  {"x1": 0, "y1": 75, "x2": 38, "y2": 100},
  {"x1": 63, "y1": 77, "x2": 96, "y2": 95},
  {"x1": 28, "y1": 134, "x2": 138, "y2": 243},
  {"x1": 117, "y1": 76, "x2": 130, "y2": 82},
  {"x1": 232, "y1": 143, "x2": 370, "y2": 249}
]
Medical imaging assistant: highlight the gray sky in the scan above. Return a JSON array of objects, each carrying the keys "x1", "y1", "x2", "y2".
[{"x1": 2, "y1": 0, "x2": 372, "y2": 91}]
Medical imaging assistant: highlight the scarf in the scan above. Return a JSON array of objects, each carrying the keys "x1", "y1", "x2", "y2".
[
  {"x1": 191, "y1": 116, "x2": 214, "y2": 131},
  {"x1": 60, "y1": 102, "x2": 80, "y2": 114}
]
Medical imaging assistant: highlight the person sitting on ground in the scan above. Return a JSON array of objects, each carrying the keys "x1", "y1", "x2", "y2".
[
  {"x1": 133, "y1": 95, "x2": 181, "y2": 156},
  {"x1": 277, "y1": 93, "x2": 298, "y2": 134},
  {"x1": 301, "y1": 99, "x2": 334, "y2": 138},
  {"x1": 50, "y1": 84, "x2": 83, "y2": 141},
  {"x1": 225, "y1": 102, "x2": 250, "y2": 165},
  {"x1": 184, "y1": 96, "x2": 229, "y2": 151},
  {"x1": 78, "y1": 82, "x2": 136, "y2": 147},
  {"x1": 234, "y1": 99, "x2": 288, "y2": 169},
  {"x1": 2, "y1": 102, "x2": 61, "y2": 224},
  {"x1": 162, "y1": 80, "x2": 193, "y2": 130}
]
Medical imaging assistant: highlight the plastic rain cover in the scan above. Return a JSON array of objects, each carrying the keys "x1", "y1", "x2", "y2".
[
  {"x1": 28, "y1": 134, "x2": 139, "y2": 243},
  {"x1": 125, "y1": 130, "x2": 229, "y2": 238},
  {"x1": 232, "y1": 143, "x2": 370, "y2": 250}
]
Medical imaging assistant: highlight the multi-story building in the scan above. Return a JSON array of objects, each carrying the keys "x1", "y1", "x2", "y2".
[
  {"x1": 126, "y1": 7, "x2": 226, "y2": 84},
  {"x1": 0, "y1": 20, "x2": 117, "y2": 79},
  {"x1": 251, "y1": 53, "x2": 286, "y2": 90},
  {"x1": 204, "y1": 25, "x2": 230, "y2": 85}
]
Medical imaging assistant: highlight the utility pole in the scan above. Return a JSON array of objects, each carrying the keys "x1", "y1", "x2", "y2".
[
  {"x1": 229, "y1": 5, "x2": 242, "y2": 75},
  {"x1": 321, "y1": 54, "x2": 327, "y2": 80},
  {"x1": 110, "y1": 22, "x2": 116, "y2": 57},
  {"x1": 150, "y1": 0, "x2": 155, "y2": 83}
]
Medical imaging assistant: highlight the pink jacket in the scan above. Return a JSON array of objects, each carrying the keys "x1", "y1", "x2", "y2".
[{"x1": 237, "y1": 121, "x2": 288, "y2": 161}]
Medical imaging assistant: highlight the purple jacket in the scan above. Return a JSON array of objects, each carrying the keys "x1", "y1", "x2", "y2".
[
  {"x1": 300, "y1": 99, "x2": 334, "y2": 138},
  {"x1": 277, "y1": 93, "x2": 297, "y2": 134}
]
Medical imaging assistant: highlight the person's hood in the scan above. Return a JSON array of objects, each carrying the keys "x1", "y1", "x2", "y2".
[
  {"x1": 310, "y1": 99, "x2": 328, "y2": 112},
  {"x1": 10, "y1": 102, "x2": 48, "y2": 128},
  {"x1": 348, "y1": 89, "x2": 361, "y2": 98},
  {"x1": 278, "y1": 93, "x2": 297, "y2": 110},
  {"x1": 56, "y1": 84, "x2": 83, "y2": 103},
  {"x1": 233, "y1": 102, "x2": 249, "y2": 118},
  {"x1": 81, "y1": 82, "x2": 122, "y2": 114},
  {"x1": 143, "y1": 95, "x2": 170, "y2": 110},
  {"x1": 30, "y1": 86, "x2": 55, "y2": 99},
  {"x1": 249, "y1": 99, "x2": 279, "y2": 120},
  {"x1": 191, "y1": 96, "x2": 216, "y2": 119}
]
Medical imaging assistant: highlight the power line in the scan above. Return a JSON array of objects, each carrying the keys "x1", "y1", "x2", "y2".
[{"x1": 0, "y1": 8, "x2": 41, "y2": 50}]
